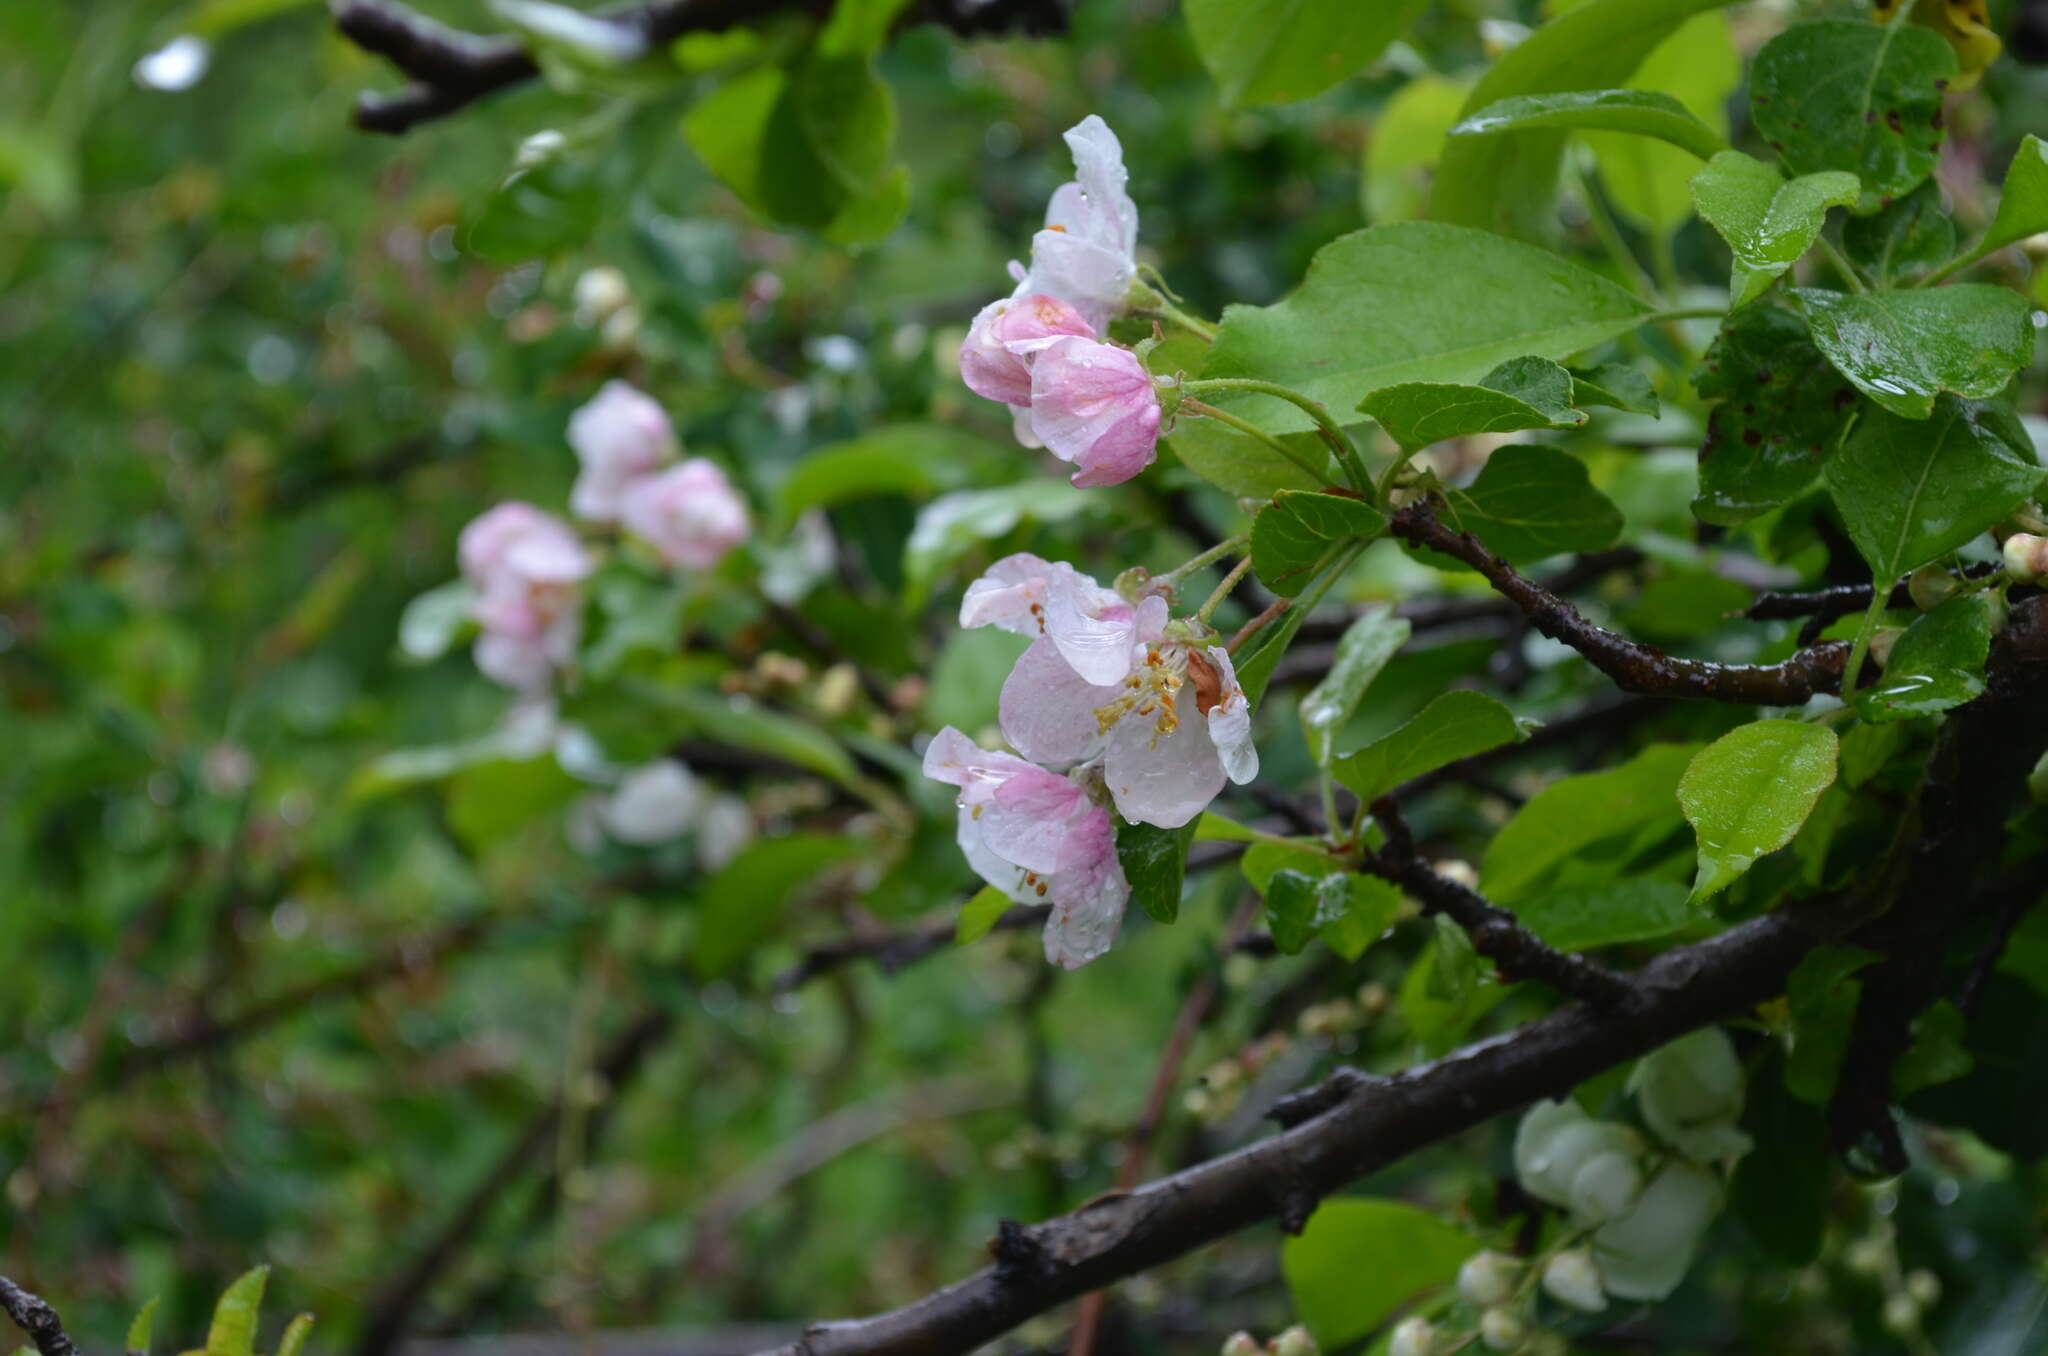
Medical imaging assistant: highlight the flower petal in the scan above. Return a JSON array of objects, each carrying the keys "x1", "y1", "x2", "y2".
[
  {"x1": 956, "y1": 806, "x2": 1034, "y2": 904},
  {"x1": 980, "y1": 767, "x2": 1092, "y2": 875},
  {"x1": 1042, "y1": 821, "x2": 1129, "y2": 969},
  {"x1": 1203, "y1": 646, "x2": 1259, "y2": 784},
  {"x1": 1103, "y1": 707, "x2": 1226, "y2": 828},
  {"x1": 960, "y1": 553, "x2": 1058, "y2": 635},
  {"x1": 1000, "y1": 636, "x2": 1124, "y2": 766}
]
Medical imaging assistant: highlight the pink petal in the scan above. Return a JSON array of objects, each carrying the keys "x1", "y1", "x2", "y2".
[
  {"x1": 955, "y1": 806, "x2": 1033, "y2": 903},
  {"x1": 921, "y1": 725, "x2": 1035, "y2": 804},
  {"x1": 1041, "y1": 819, "x2": 1129, "y2": 969},
  {"x1": 980, "y1": 767, "x2": 1091, "y2": 875},
  {"x1": 1000, "y1": 636, "x2": 1124, "y2": 766},
  {"x1": 959, "y1": 553, "x2": 1057, "y2": 635}
]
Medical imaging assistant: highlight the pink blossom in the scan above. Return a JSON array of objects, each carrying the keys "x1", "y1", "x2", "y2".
[
  {"x1": 458, "y1": 502, "x2": 592, "y2": 692},
  {"x1": 619, "y1": 458, "x2": 750, "y2": 569},
  {"x1": 959, "y1": 552, "x2": 1162, "y2": 685},
  {"x1": 1012, "y1": 116, "x2": 1140, "y2": 332},
  {"x1": 567, "y1": 381, "x2": 677, "y2": 523},
  {"x1": 1027, "y1": 337, "x2": 1160, "y2": 487},
  {"x1": 923, "y1": 727, "x2": 1130, "y2": 968},
  {"x1": 959, "y1": 293, "x2": 1097, "y2": 407}
]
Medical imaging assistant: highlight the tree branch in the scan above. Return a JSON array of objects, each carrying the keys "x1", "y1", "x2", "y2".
[
  {"x1": 0, "y1": 1277, "x2": 80, "y2": 1356},
  {"x1": 1390, "y1": 503, "x2": 1847, "y2": 705}
]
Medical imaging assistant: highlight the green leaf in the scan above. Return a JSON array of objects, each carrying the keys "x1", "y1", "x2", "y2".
[
  {"x1": 274, "y1": 1315, "x2": 315, "y2": 1356},
  {"x1": 681, "y1": 49, "x2": 898, "y2": 235},
  {"x1": 1235, "y1": 572, "x2": 1322, "y2": 711},
  {"x1": 1445, "y1": 445, "x2": 1624, "y2": 564},
  {"x1": 1183, "y1": 0, "x2": 1427, "y2": 107},
  {"x1": 1571, "y1": 362, "x2": 1659, "y2": 415},
  {"x1": 955, "y1": 885, "x2": 1011, "y2": 945},
  {"x1": 1362, "y1": 75, "x2": 1474, "y2": 224},
  {"x1": 1205, "y1": 223, "x2": 1653, "y2": 435},
  {"x1": 1250, "y1": 490, "x2": 1385, "y2": 598},
  {"x1": 925, "y1": 627, "x2": 1029, "y2": 735},
  {"x1": 692, "y1": 835, "x2": 865, "y2": 979},
  {"x1": 396, "y1": 579, "x2": 475, "y2": 664},
  {"x1": 1195, "y1": 811, "x2": 1259, "y2": 844},
  {"x1": 1824, "y1": 395, "x2": 2041, "y2": 578},
  {"x1": 1732, "y1": 1059, "x2": 1832, "y2": 1266},
  {"x1": 446, "y1": 756, "x2": 582, "y2": 852},
  {"x1": 1427, "y1": 914, "x2": 1479, "y2": 1004},
  {"x1": 1679, "y1": 720, "x2": 1839, "y2": 902},
  {"x1": 774, "y1": 423, "x2": 994, "y2": 528},
  {"x1": 1242, "y1": 840, "x2": 1347, "y2": 893},
  {"x1": 465, "y1": 154, "x2": 602, "y2": 262},
  {"x1": 1895, "y1": 999, "x2": 1974, "y2": 1096},
  {"x1": 1690, "y1": 151, "x2": 1860, "y2": 308},
  {"x1": 1785, "y1": 945, "x2": 1879, "y2": 1104},
  {"x1": 1692, "y1": 298, "x2": 1855, "y2": 526},
  {"x1": 1333, "y1": 689, "x2": 1529, "y2": 806},
  {"x1": 647, "y1": 686, "x2": 860, "y2": 787},
  {"x1": 816, "y1": 0, "x2": 912, "y2": 57},
  {"x1": 1283, "y1": 1199, "x2": 1479, "y2": 1349},
  {"x1": 1966, "y1": 133, "x2": 2048, "y2": 264},
  {"x1": 1298, "y1": 605, "x2": 1410, "y2": 765},
  {"x1": 1587, "y1": 10, "x2": 1741, "y2": 234},
  {"x1": 205, "y1": 1268, "x2": 268, "y2": 1356},
  {"x1": 1167, "y1": 418, "x2": 1327, "y2": 500},
  {"x1": 1481, "y1": 743, "x2": 1697, "y2": 905},
  {"x1": 1509, "y1": 878, "x2": 1706, "y2": 952},
  {"x1": 1429, "y1": 0, "x2": 1740, "y2": 241},
  {"x1": 1116, "y1": 818, "x2": 1198, "y2": 925},
  {"x1": 1450, "y1": 89, "x2": 1724, "y2": 161},
  {"x1": 1749, "y1": 19, "x2": 1956, "y2": 213},
  {"x1": 901, "y1": 480, "x2": 1099, "y2": 609},
  {"x1": 1320, "y1": 876, "x2": 1405, "y2": 962},
  {"x1": 1842, "y1": 180, "x2": 1957, "y2": 287},
  {"x1": 127, "y1": 1298, "x2": 160, "y2": 1356},
  {"x1": 1794, "y1": 285, "x2": 2034, "y2": 420},
  {"x1": 1856, "y1": 593, "x2": 1994, "y2": 723},
  {"x1": 1358, "y1": 356, "x2": 1587, "y2": 451},
  {"x1": 1909, "y1": 974, "x2": 2048, "y2": 1157},
  {"x1": 1264, "y1": 869, "x2": 1341, "y2": 954}
]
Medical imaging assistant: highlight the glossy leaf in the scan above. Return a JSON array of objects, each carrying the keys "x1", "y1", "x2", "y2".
[
  {"x1": 1167, "y1": 417, "x2": 1326, "y2": 500},
  {"x1": 1184, "y1": 0, "x2": 1428, "y2": 106},
  {"x1": 1241, "y1": 839, "x2": 1347, "y2": 893},
  {"x1": 1749, "y1": 19, "x2": 1956, "y2": 213},
  {"x1": 1481, "y1": 743, "x2": 1697, "y2": 905},
  {"x1": 204, "y1": 1268, "x2": 268, "y2": 1356},
  {"x1": 1359, "y1": 355, "x2": 1587, "y2": 450},
  {"x1": 1445, "y1": 444, "x2": 1624, "y2": 564},
  {"x1": 1204, "y1": 223, "x2": 1652, "y2": 435},
  {"x1": 1571, "y1": 362, "x2": 1659, "y2": 415},
  {"x1": 127, "y1": 1299, "x2": 159, "y2": 1356},
  {"x1": 1842, "y1": 180, "x2": 1957, "y2": 287},
  {"x1": 1679, "y1": 720, "x2": 1839, "y2": 901},
  {"x1": 692, "y1": 835, "x2": 865, "y2": 979},
  {"x1": 955, "y1": 884, "x2": 1011, "y2": 944},
  {"x1": 1824, "y1": 396, "x2": 2040, "y2": 578},
  {"x1": 1321, "y1": 876, "x2": 1405, "y2": 962},
  {"x1": 1299, "y1": 605, "x2": 1410, "y2": 764},
  {"x1": 1332, "y1": 689, "x2": 1528, "y2": 805},
  {"x1": 1690, "y1": 151, "x2": 1860, "y2": 307},
  {"x1": 1429, "y1": 0, "x2": 1740, "y2": 240},
  {"x1": 1794, "y1": 284, "x2": 2033, "y2": 420},
  {"x1": 1451, "y1": 89, "x2": 1724, "y2": 161},
  {"x1": 1264, "y1": 869, "x2": 1343, "y2": 954},
  {"x1": 1967, "y1": 134, "x2": 2048, "y2": 263},
  {"x1": 1509, "y1": 878, "x2": 1706, "y2": 952},
  {"x1": 1117, "y1": 818, "x2": 1198, "y2": 925},
  {"x1": 1692, "y1": 298, "x2": 1856, "y2": 526},
  {"x1": 1283, "y1": 1199, "x2": 1479, "y2": 1349},
  {"x1": 1235, "y1": 562, "x2": 1329, "y2": 709},
  {"x1": 1250, "y1": 490, "x2": 1386, "y2": 597},
  {"x1": 1855, "y1": 593, "x2": 1994, "y2": 723},
  {"x1": 274, "y1": 1315, "x2": 315, "y2": 1356}
]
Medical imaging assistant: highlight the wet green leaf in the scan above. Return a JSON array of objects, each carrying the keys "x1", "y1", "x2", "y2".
[
  {"x1": 1794, "y1": 284, "x2": 2033, "y2": 420},
  {"x1": 1962, "y1": 133, "x2": 2048, "y2": 264},
  {"x1": 955, "y1": 885, "x2": 1011, "y2": 944},
  {"x1": 1509, "y1": 878, "x2": 1706, "y2": 952},
  {"x1": 1333, "y1": 689, "x2": 1528, "y2": 805},
  {"x1": 1359, "y1": 356, "x2": 1587, "y2": 450},
  {"x1": 1679, "y1": 720, "x2": 1839, "y2": 901},
  {"x1": 1167, "y1": 418, "x2": 1327, "y2": 500},
  {"x1": 1250, "y1": 490, "x2": 1386, "y2": 597},
  {"x1": 1117, "y1": 818, "x2": 1198, "y2": 925},
  {"x1": 1571, "y1": 362, "x2": 1660, "y2": 415},
  {"x1": 1690, "y1": 151, "x2": 1860, "y2": 307},
  {"x1": 1445, "y1": 444, "x2": 1624, "y2": 564},
  {"x1": 204, "y1": 1267, "x2": 268, "y2": 1356},
  {"x1": 1299, "y1": 606, "x2": 1410, "y2": 764},
  {"x1": 1283, "y1": 1199, "x2": 1478, "y2": 1349},
  {"x1": 1856, "y1": 592, "x2": 1994, "y2": 723},
  {"x1": 1692, "y1": 298, "x2": 1856, "y2": 525},
  {"x1": 1842, "y1": 180, "x2": 1957, "y2": 286},
  {"x1": 1481, "y1": 743, "x2": 1698, "y2": 904},
  {"x1": 1451, "y1": 89, "x2": 1724, "y2": 160}
]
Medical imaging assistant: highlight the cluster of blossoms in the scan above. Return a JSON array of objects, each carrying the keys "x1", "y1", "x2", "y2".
[
  {"x1": 1390, "y1": 1028, "x2": 1755, "y2": 1356},
  {"x1": 458, "y1": 380, "x2": 749, "y2": 693},
  {"x1": 956, "y1": 116, "x2": 1165, "y2": 488},
  {"x1": 925, "y1": 552, "x2": 1257, "y2": 968},
  {"x1": 1220, "y1": 1325, "x2": 1318, "y2": 1356}
]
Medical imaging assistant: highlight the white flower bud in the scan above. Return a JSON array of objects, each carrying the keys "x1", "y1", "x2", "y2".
[
  {"x1": 573, "y1": 266, "x2": 630, "y2": 328},
  {"x1": 1271, "y1": 1326, "x2": 1318, "y2": 1356},
  {"x1": 1458, "y1": 1251, "x2": 1520, "y2": 1308},
  {"x1": 1593, "y1": 1161, "x2": 1723, "y2": 1301},
  {"x1": 1541, "y1": 1249, "x2": 1607, "y2": 1313},
  {"x1": 2005, "y1": 532, "x2": 2048, "y2": 582},
  {"x1": 1905, "y1": 1268, "x2": 1941, "y2": 1307},
  {"x1": 1388, "y1": 1317, "x2": 1437, "y2": 1356},
  {"x1": 1882, "y1": 1292, "x2": 1921, "y2": 1334},
  {"x1": 602, "y1": 760, "x2": 702, "y2": 844},
  {"x1": 1479, "y1": 1307, "x2": 1525, "y2": 1352},
  {"x1": 1628, "y1": 1027, "x2": 1754, "y2": 1164},
  {"x1": 1220, "y1": 1332, "x2": 1261, "y2": 1356},
  {"x1": 695, "y1": 793, "x2": 755, "y2": 871}
]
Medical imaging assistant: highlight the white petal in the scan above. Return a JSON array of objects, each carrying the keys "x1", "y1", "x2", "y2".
[
  {"x1": 922, "y1": 725, "x2": 1034, "y2": 804},
  {"x1": 960, "y1": 553, "x2": 1056, "y2": 634},
  {"x1": 957, "y1": 806, "x2": 1035, "y2": 904},
  {"x1": 1593, "y1": 1163, "x2": 1723, "y2": 1301},
  {"x1": 1043, "y1": 577, "x2": 1138, "y2": 686},
  {"x1": 1103, "y1": 709, "x2": 1226, "y2": 829},
  {"x1": 1203, "y1": 646, "x2": 1259, "y2": 784},
  {"x1": 1041, "y1": 841, "x2": 1129, "y2": 969},
  {"x1": 603, "y1": 760, "x2": 702, "y2": 844},
  {"x1": 977, "y1": 768, "x2": 1090, "y2": 876},
  {"x1": 999, "y1": 637, "x2": 1123, "y2": 766}
]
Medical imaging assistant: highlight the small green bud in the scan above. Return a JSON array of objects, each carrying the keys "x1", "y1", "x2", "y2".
[{"x1": 1907, "y1": 564, "x2": 1960, "y2": 612}]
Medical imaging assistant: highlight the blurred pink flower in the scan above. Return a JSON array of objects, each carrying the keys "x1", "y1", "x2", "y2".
[
  {"x1": 1027, "y1": 337, "x2": 1160, "y2": 487},
  {"x1": 568, "y1": 380, "x2": 677, "y2": 523},
  {"x1": 923, "y1": 726, "x2": 1129, "y2": 968},
  {"x1": 458, "y1": 501, "x2": 591, "y2": 692},
  {"x1": 619, "y1": 458, "x2": 749, "y2": 569}
]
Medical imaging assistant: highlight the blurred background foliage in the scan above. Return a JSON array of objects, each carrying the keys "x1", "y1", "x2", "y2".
[{"x1": 5, "y1": 1, "x2": 2048, "y2": 1353}]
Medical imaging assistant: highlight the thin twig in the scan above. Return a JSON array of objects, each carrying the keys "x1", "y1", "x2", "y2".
[{"x1": 0, "y1": 1277, "x2": 80, "y2": 1356}]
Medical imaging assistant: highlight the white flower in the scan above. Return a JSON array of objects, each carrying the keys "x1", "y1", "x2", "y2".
[
  {"x1": 1629, "y1": 1027, "x2": 1755, "y2": 1164},
  {"x1": 1478, "y1": 1308, "x2": 1524, "y2": 1352},
  {"x1": 1512, "y1": 1098, "x2": 1649, "y2": 1223},
  {"x1": 568, "y1": 380, "x2": 677, "y2": 523},
  {"x1": 573, "y1": 267, "x2": 631, "y2": 328},
  {"x1": 1592, "y1": 1161, "x2": 1724, "y2": 1301},
  {"x1": 602, "y1": 760, "x2": 702, "y2": 844},
  {"x1": 1388, "y1": 1317, "x2": 1437, "y2": 1356},
  {"x1": 695, "y1": 793, "x2": 755, "y2": 871},
  {"x1": 1010, "y1": 115, "x2": 1141, "y2": 332}
]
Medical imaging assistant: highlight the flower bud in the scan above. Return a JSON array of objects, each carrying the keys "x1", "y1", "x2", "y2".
[
  {"x1": 1907, "y1": 564, "x2": 1960, "y2": 612},
  {"x1": 1541, "y1": 1249, "x2": 1607, "y2": 1313},
  {"x1": 1458, "y1": 1251, "x2": 1520, "y2": 1308},
  {"x1": 960, "y1": 294, "x2": 1096, "y2": 407},
  {"x1": 572, "y1": 266, "x2": 630, "y2": 328},
  {"x1": 1478, "y1": 1307, "x2": 1525, "y2": 1352},
  {"x1": 1271, "y1": 1326, "x2": 1318, "y2": 1356},
  {"x1": 1882, "y1": 1292, "x2": 1921, "y2": 1335},
  {"x1": 2005, "y1": 532, "x2": 2048, "y2": 582},
  {"x1": 1220, "y1": 1332, "x2": 1261, "y2": 1356},
  {"x1": 1568, "y1": 1148, "x2": 1645, "y2": 1223},
  {"x1": 1388, "y1": 1317, "x2": 1437, "y2": 1356},
  {"x1": 1628, "y1": 1027, "x2": 1754, "y2": 1164},
  {"x1": 1905, "y1": 1268, "x2": 1941, "y2": 1306},
  {"x1": 1026, "y1": 336, "x2": 1161, "y2": 487}
]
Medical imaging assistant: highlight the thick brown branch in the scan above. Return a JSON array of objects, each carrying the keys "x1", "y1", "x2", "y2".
[
  {"x1": 1390, "y1": 503, "x2": 1847, "y2": 705},
  {"x1": 1366, "y1": 798, "x2": 1632, "y2": 1007},
  {"x1": 0, "y1": 1277, "x2": 80, "y2": 1356}
]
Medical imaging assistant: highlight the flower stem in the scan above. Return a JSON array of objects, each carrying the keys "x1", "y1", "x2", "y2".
[
  {"x1": 1180, "y1": 398, "x2": 1333, "y2": 486},
  {"x1": 1228, "y1": 596, "x2": 1290, "y2": 654},
  {"x1": 1194, "y1": 556, "x2": 1254, "y2": 624},
  {"x1": 1146, "y1": 298, "x2": 1217, "y2": 342},
  {"x1": 1374, "y1": 449, "x2": 1416, "y2": 511},
  {"x1": 1815, "y1": 234, "x2": 1870, "y2": 294},
  {"x1": 1158, "y1": 532, "x2": 1249, "y2": 588},
  {"x1": 1181, "y1": 378, "x2": 1371, "y2": 493}
]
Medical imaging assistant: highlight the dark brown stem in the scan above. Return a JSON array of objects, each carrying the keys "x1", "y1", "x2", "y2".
[
  {"x1": 0, "y1": 1277, "x2": 80, "y2": 1356},
  {"x1": 1390, "y1": 503, "x2": 1847, "y2": 705}
]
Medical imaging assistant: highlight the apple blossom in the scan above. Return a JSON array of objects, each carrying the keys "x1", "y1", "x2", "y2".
[
  {"x1": 1512, "y1": 1098, "x2": 1647, "y2": 1224},
  {"x1": 1627, "y1": 1027, "x2": 1754, "y2": 1164},
  {"x1": 458, "y1": 501, "x2": 592, "y2": 692},
  {"x1": 602, "y1": 759, "x2": 702, "y2": 844},
  {"x1": 958, "y1": 554, "x2": 1257, "y2": 828},
  {"x1": 1458, "y1": 1251, "x2": 1519, "y2": 1308},
  {"x1": 922, "y1": 726, "x2": 1130, "y2": 969},
  {"x1": 1478, "y1": 1309, "x2": 1524, "y2": 1353},
  {"x1": 1028, "y1": 336, "x2": 1161, "y2": 487},
  {"x1": 1592, "y1": 1161, "x2": 1724, "y2": 1301},
  {"x1": 619, "y1": 457, "x2": 750, "y2": 569},
  {"x1": 959, "y1": 293, "x2": 1097, "y2": 408},
  {"x1": 567, "y1": 380, "x2": 677, "y2": 522},
  {"x1": 1010, "y1": 115, "x2": 1140, "y2": 332}
]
